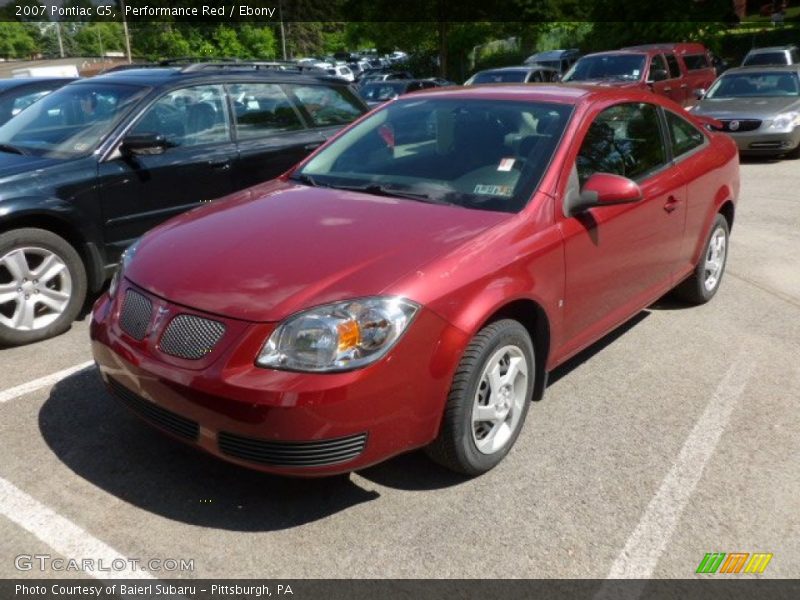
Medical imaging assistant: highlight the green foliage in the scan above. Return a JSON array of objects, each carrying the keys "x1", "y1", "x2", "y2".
[
  {"x1": 73, "y1": 22, "x2": 124, "y2": 56},
  {"x1": 0, "y1": 22, "x2": 39, "y2": 58}
]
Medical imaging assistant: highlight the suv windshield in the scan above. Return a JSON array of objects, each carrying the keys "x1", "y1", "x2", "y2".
[
  {"x1": 294, "y1": 98, "x2": 572, "y2": 213},
  {"x1": 706, "y1": 72, "x2": 800, "y2": 98},
  {"x1": 563, "y1": 54, "x2": 646, "y2": 82},
  {"x1": 742, "y1": 52, "x2": 789, "y2": 67},
  {"x1": 0, "y1": 82, "x2": 147, "y2": 159}
]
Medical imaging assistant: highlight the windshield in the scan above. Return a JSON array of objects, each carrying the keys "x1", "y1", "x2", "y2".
[
  {"x1": 706, "y1": 72, "x2": 800, "y2": 98},
  {"x1": 294, "y1": 98, "x2": 573, "y2": 213},
  {"x1": 0, "y1": 82, "x2": 147, "y2": 158},
  {"x1": 359, "y1": 82, "x2": 405, "y2": 102},
  {"x1": 470, "y1": 71, "x2": 527, "y2": 84},
  {"x1": 563, "y1": 54, "x2": 646, "y2": 82},
  {"x1": 742, "y1": 52, "x2": 788, "y2": 67}
]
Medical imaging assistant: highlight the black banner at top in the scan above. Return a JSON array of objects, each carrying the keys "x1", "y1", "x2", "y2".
[{"x1": 0, "y1": 0, "x2": 744, "y2": 22}]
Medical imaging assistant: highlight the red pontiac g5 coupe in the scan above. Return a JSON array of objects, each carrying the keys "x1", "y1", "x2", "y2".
[{"x1": 90, "y1": 85, "x2": 739, "y2": 477}]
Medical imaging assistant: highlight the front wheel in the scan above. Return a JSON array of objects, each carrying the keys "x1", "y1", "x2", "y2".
[
  {"x1": 0, "y1": 228, "x2": 87, "y2": 346},
  {"x1": 425, "y1": 319, "x2": 535, "y2": 475},
  {"x1": 673, "y1": 214, "x2": 729, "y2": 304}
]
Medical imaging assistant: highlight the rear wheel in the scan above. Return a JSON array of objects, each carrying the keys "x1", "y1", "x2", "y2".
[
  {"x1": 425, "y1": 319, "x2": 534, "y2": 475},
  {"x1": 674, "y1": 213, "x2": 729, "y2": 304},
  {"x1": 0, "y1": 228, "x2": 86, "y2": 346}
]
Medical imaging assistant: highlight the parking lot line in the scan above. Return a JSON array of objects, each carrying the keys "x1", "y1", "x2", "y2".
[
  {"x1": 0, "y1": 477, "x2": 153, "y2": 580},
  {"x1": 0, "y1": 361, "x2": 94, "y2": 404},
  {"x1": 604, "y1": 348, "x2": 756, "y2": 579}
]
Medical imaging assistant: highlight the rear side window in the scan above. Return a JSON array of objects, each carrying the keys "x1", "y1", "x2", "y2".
[
  {"x1": 287, "y1": 84, "x2": 365, "y2": 127},
  {"x1": 132, "y1": 85, "x2": 231, "y2": 147},
  {"x1": 665, "y1": 54, "x2": 682, "y2": 78},
  {"x1": 665, "y1": 111, "x2": 705, "y2": 157},
  {"x1": 228, "y1": 83, "x2": 305, "y2": 140},
  {"x1": 577, "y1": 102, "x2": 667, "y2": 185},
  {"x1": 683, "y1": 54, "x2": 710, "y2": 70},
  {"x1": 791, "y1": 49, "x2": 800, "y2": 63}
]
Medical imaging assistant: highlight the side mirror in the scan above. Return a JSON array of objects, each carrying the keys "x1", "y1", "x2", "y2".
[
  {"x1": 569, "y1": 173, "x2": 642, "y2": 214},
  {"x1": 120, "y1": 132, "x2": 172, "y2": 156},
  {"x1": 693, "y1": 88, "x2": 706, "y2": 100},
  {"x1": 647, "y1": 68, "x2": 669, "y2": 83}
]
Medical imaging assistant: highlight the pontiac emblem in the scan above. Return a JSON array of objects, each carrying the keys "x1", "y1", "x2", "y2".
[{"x1": 728, "y1": 120, "x2": 740, "y2": 131}]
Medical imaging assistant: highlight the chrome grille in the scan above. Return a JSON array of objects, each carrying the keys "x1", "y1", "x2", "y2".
[
  {"x1": 118, "y1": 289, "x2": 152, "y2": 340},
  {"x1": 107, "y1": 377, "x2": 199, "y2": 441},
  {"x1": 218, "y1": 432, "x2": 368, "y2": 468},
  {"x1": 720, "y1": 119, "x2": 761, "y2": 132},
  {"x1": 159, "y1": 314, "x2": 226, "y2": 360}
]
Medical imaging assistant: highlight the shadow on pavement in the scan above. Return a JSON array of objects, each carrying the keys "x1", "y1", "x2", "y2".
[{"x1": 38, "y1": 369, "x2": 379, "y2": 532}]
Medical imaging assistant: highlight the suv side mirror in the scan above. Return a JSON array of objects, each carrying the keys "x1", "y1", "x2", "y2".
[
  {"x1": 120, "y1": 133, "x2": 172, "y2": 156},
  {"x1": 693, "y1": 88, "x2": 706, "y2": 100},
  {"x1": 569, "y1": 173, "x2": 642, "y2": 214},
  {"x1": 648, "y1": 68, "x2": 669, "y2": 83}
]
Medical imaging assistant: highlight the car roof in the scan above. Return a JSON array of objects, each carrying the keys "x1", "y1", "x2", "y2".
[
  {"x1": 624, "y1": 43, "x2": 709, "y2": 54},
  {"x1": 477, "y1": 66, "x2": 558, "y2": 73},
  {"x1": 746, "y1": 45, "x2": 797, "y2": 54},
  {"x1": 391, "y1": 83, "x2": 655, "y2": 105},
  {"x1": 87, "y1": 66, "x2": 348, "y2": 88},
  {"x1": 529, "y1": 49, "x2": 581, "y2": 60},
  {"x1": 721, "y1": 64, "x2": 800, "y2": 74},
  {"x1": 0, "y1": 77, "x2": 76, "y2": 91}
]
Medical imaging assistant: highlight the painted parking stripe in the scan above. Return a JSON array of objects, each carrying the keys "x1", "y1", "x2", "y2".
[
  {"x1": 0, "y1": 361, "x2": 94, "y2": 404},
  {"x1": 603, "y1": 348, "x2": 755, "y2": 579},
  {"x1": 0, "y1": 476, "x2": 153, "y2": 579}
]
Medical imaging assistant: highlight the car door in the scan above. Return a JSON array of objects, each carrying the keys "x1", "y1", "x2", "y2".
[
  {"x1": 557, "y1": 101, "x2": 687, "y2": 352},
  {"x1": 97, "y1": 84, "x2": 238, "y2": 253},
  {"x1": 228, "y1": 81, "x2": 322, "y2": 190},
  {"x1": 648, "y1": 54, "x2": 684, "y2": 105},
  {"x1": 663, "y1": 52, "x2": 688, "y2": 105}
]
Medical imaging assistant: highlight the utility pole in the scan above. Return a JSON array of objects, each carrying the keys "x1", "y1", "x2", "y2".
[
  {"x1": 279, "y1": 0, "x2": 287, "y2": 60},
  {"x1": 120, "y1": 0, "x2": 132, "y2": 63},
  {"x1": 55, "y1": 22, "x2": 65, "y2": 58}
]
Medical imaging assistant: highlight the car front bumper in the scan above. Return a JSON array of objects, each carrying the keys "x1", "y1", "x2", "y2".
[
  {"x1": 90, "y1": 282, "x2": 468, "y2": 477},
  {"x1": 727, "y1": 127, "x2": 800, "y2": 155}
]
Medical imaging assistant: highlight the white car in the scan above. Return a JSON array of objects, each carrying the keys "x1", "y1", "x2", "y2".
[{"x1": 327, "y1": 65, "x2": 355, "y2": 82}]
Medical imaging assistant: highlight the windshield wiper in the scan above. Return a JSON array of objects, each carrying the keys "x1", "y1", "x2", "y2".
[
  {"x1": 289, "y1": 173, "x2": 331, "y2": 188},
  {"x1": 332, "y1": 183, "x2": 452, "y2": 205},
  {"x1": 0, "y1": 143, "x2": 28, "y2": 156}
]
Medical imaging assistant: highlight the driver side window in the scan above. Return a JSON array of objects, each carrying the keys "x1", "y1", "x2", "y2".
[{"x1": 576, "y1": 102, "x2": 667, "y2": 186}]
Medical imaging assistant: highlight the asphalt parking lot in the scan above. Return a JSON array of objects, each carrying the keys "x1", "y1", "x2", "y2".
[{"x1": 0, "y1": 156, "x2": 798, "y2": 580}]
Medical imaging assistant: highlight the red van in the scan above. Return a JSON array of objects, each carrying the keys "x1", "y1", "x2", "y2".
[{"x1": 563, "y1": 43, "x2": 718, "y2": 106}]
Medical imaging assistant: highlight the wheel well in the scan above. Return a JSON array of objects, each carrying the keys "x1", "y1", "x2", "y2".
[
  {"x1": 483, "y1": 299, "x2": 551, "y2": 401},
  {"x1": 719, "y1": 200, "x2": 735, "y2": 231},
  {"x1": 0, "y1": 214, "x2": 101, "y2": 289}
]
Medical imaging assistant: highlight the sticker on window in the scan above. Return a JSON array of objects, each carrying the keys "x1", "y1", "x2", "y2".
[
  {"x1": 378, "y1": 124, "x2": 395, "y2": 148},
  {"x1": 474, "y1": 184, "x2": 513, "y2": 197},
  {"x1": 497, "y1": 158, "x2": 515, "y2": 171}
]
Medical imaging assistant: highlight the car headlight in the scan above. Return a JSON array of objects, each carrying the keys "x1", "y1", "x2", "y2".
[
  {"x1": 108, "y1": 239, "x2": 140, "y2": 298},
  {"x1": 769, "y1": 111, "x2": 800, "y2": 130},
  {"x1": 256, "y1": 297, "x2": 419, "y2": 372}
]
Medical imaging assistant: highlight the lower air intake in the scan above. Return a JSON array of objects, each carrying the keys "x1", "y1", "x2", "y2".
[{"x1": 218, "y1": 431, "x2": 368, "y2": 467}]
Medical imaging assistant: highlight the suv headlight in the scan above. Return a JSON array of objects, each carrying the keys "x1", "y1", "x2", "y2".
[
  {"x1": 256, "y1": 297, "x2": 419, "y2": 372},
  {"x1": 769, "y1": 111, "x2": 800, "y2": 130},
  {"x1": 108, "y1": 239, "x2": 140, "y2": 298}
]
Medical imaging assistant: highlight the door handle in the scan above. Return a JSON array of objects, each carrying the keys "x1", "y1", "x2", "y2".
[
  {"x1": 208, "y1": 159, "x2": 231, "y2": 171},
  {"x1": 680, "y1": 83, "x2": 688, "y2": 88},
  {"x1": 663, "y1": 86, "x2": 672, "y2": 91},
  {"x1": 663, "y1": 196, "x2": 680, "y2": 213}
]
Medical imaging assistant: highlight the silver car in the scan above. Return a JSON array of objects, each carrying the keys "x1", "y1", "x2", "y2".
[{"x1": 691, "y1": 65, "x2": 800, "y2": 156}]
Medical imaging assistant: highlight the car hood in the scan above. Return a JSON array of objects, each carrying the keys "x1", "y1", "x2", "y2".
[
  {"x1": 693, "y1": 96, "x2": 800, "y2": 120},
  {"x1": 0, "y1": 152, "x2": 60, "y2": 180},
  {"x1": 126, "y1": 180, "x2": 510, "y2": 322}
]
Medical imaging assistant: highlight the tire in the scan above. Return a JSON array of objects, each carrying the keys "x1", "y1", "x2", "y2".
[
  {"x1": 0, "y1": 228, "x2": 87, "y2": 346},
  {"x1": 425, "y1": 319, "x2": 535, "y2": 475},
  {"x1": 673, "y1": 214, "x2": 729, "y2": 304}
]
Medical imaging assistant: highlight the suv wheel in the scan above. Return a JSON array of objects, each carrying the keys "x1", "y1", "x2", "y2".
[
  {"x1": 425, "y1": 319, "x2": 534, "y2": 475},
  {"x1": 0, "y1": 228, "x2": 86, "y2": 346}
]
